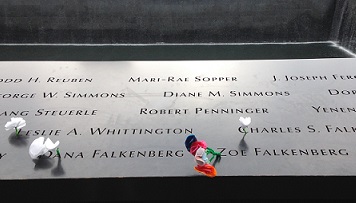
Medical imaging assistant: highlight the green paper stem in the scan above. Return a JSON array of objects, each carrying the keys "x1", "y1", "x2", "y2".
[
  {"x1": 206, "y1": 147, "x2": 221, "y2": 163},
  {"x1": 56, "y1": 148, "x2": 61, "y2": 156},
  {"x1": 243, "y1": 127, "x2": 248, "y2": 136},
  {"x1": 209, "y1": 154, "x2": 216, "y2": 163},
  {"x1": 15, "y1": 127, "x2": 19, "y2": 136}
]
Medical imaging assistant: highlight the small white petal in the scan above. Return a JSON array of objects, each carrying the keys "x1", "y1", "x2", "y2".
[
  {"x1": 29, "y1": 137, "x2": 46, "y2": 159},
  {"x1": 4, "y1": 117, "x2": 26, "y2": 130},
  {"x1": 16, "y1": 120, "x2": 26, "y2": 129},
  {"x1": 44, "y1": 138, "x2": 60, "y2": 150},
  {"x1": 239, "y1": 117, "x2": 251, "y2": 127},
  {"x1": 29, "y1": 136, "x2": 60, "y2": 159},
  {"x1": 4, "y1": 121, "x2": 15, "y2": 130}
]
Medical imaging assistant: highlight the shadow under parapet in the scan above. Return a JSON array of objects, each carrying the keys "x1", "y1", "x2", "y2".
[
  {"x1": 8, "y1": 131, "x2": 29, "y2": 147},
  {"x1": 0, "y1": 43, "x2": 352, "y2": 61},
  {"x1": 51, "y1": 158, "x2": 65, "y2": 177}
]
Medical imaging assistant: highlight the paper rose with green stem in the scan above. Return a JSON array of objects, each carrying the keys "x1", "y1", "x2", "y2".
[
  {"x1": 29, "y1": 136, "x2": 60, "y2": 159},
  {"x1": 239, "y1": 116, "x2": 251, "y2": 136},
  {"x1": 5, "y1": 117, "x2": 26, "y2": 136}
]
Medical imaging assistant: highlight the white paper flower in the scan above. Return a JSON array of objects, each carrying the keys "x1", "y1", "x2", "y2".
[
  {"x1": 29, "y1": 137, "x2": 60, "y2": 159},
  {"x1": 194, "y1": 147, "x2": 209, "y2": 166},
  {"x1": 5, "y1": 117, "x2": 26, "y2": 132},
  {"x1": 239, "y1": 117, "x2": 251, "y2": 128}
]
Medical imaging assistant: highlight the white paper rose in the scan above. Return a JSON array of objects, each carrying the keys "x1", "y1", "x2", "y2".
[
  {"x1": 194, "y1": 147, "x2": 209, "y2": 166},
  {"x1": 239, "y1": 117, "x2": 251, "y2": 127},
  {"x1": 239, "y1": 117, "x2": 251, "y2": 134},
  {"x1": 29, "y1": 137, "x2": 60, "y2": 159},
  {"x1": 5, "y1": 117, "x2": 26, "y2": 135}
]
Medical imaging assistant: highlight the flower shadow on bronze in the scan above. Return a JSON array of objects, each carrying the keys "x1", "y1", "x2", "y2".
[
  {"x1": 238, "y1": 135, "x2": 249, "y2": 152},
  {"x1": 33, "y1": 156, "x2": 54, "y2": 170},
  {"x1": 51, "y1": 158, "x2": 65, "y2": 176},
  {"x1": 8, "y1": 131, "x2": 29, "y2": 148}
]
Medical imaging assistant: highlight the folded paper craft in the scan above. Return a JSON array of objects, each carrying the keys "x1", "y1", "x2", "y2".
[{"x1": 185, "y1": 134, "x2": 221, "y2": 178}]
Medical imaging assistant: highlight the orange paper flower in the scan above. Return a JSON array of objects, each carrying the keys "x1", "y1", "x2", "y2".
[{"x1": 194, "y1": 164, "x2": 217, "y2": 178}]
